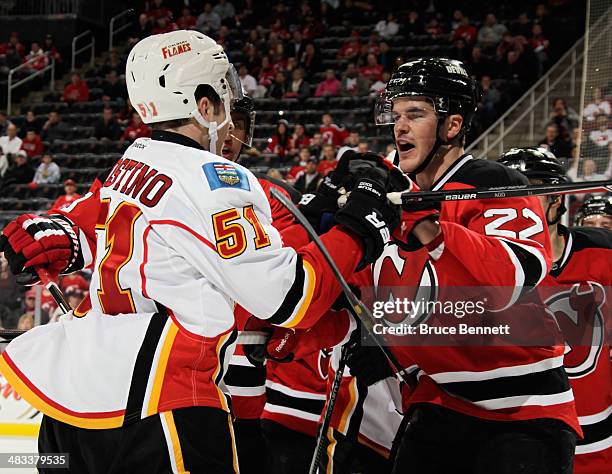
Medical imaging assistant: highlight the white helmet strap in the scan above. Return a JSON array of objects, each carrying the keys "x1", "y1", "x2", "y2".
[{"x1": 191, "y1": 94, "x2": 232, "y2": 154}]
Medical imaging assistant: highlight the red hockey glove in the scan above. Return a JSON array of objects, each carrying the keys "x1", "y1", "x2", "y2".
[
  {"x1": 243, "y1": 316, "x2": 297, "y2": 367},
  {"x1": 0, "y1": 214, "x2": 79, "y2": 284}
]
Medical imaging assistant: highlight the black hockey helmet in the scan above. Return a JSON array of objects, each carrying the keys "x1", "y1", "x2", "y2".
[
  {"x1": 375, "y1": 58, "x2": 480, "y2": 174},
  {"x1": 575, "y1": 194, "x2": 612, "y2": 225},
  {"x1": 497, "y1": 147, "x2": 568, "y2": 184},
  {"x1": 498, "y1": 147, "x2": 568, "y2": 225},
  {"x1": 375, "y1": 57, "x2": 480, "y2": 134},
  {"x1": 231, "y1": 95, "x2": 255, "y2": 147}
]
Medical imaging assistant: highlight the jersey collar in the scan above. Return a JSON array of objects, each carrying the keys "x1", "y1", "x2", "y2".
[
  {"x1": 431, "y1": 153, "x2": 473, "y2": 191},
  {"x1": 151, "y1": 130, "x2": 205, "y2": 151}
]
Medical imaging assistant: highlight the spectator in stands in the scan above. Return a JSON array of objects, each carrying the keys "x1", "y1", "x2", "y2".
[
  {"x1": 24, "y1": 42, "x2": 49, "y2": 71},
  {"x1": 320, "y1": 113, "x2": 348, "y2": 147},
  {"x1": 100, "y1": 49, "x2": 124, "y2": 77},
  {"x1": 17, "y1": 313, "x2": 34, "y2": 331},
  {"x1": 356, "y1": 141, "x2": 369, "y2": 153},
  {"x1": 546, "y1": 98, "x2": 579, "y2": 142},
  {"x1": 239, "y1": 65, "x2": 258, "y2": 97},
  {"x1": 514, "y1": 12, "x2": 533, "y2": 38},
  {"x1": 43, "y1": 34, "x2": 62, "y2": 68},
  {"x1": 213, "y1": 0, "x2": 236, "y2": 23},
  {"x1": 369, "y1": 70, "x2": 391, "y2": 96},
  {"x1": 496, "y1": 33, "x2": 515, "y2": 61},
  {"x1": 176, "y1": 6, "x2": 197, "y2": 29},
  {"x1": 478, "y1": 75, "x2": 502, "y2": 127},
  {"x1": 284, "y1": 68, "x2": 310, "y2": 102},
  {"x1": 468, "y1": 45, "x2": 493, "y2": 79},
  {"x1": 7, "y1": 32, "x2": 25, "y2": 58},
  {"x1": 146, "y1": 0, "x2": 172, "y2": 20},
  {"x1": 0, "y1": 124, "x2": 23, "y2": 159},
  {"x1": 258, "y1": 55, "x2": 276, "y2": 88},
  {"x1": 121, "y1": 112, "x2": 152, "y2": 143},
  {"x1": 309, "y1": 132, "x2": 324, "y2": 159},
  {"x1": 345, "y1": 130, "x2": 360, "y2": 150},
  {"x1": 583, "y1": 87, "x2": 610, "y2": 122},
  {"x1": 375, "y1": 13, "x2": 399, "y2": 39},
  {"x1": 2, "y1": 150, "x2": 34, "y2": 187},
  {"x1": 19, "y1": 110, "x2": 41, "y2": 137},
  {"x1": 266, "y1": 71, "x2": 287, "y2": 99},
  {"x1": 403, "y1": 10, "x2": 423, "y2": 36},
  {"x1": 32, "y1": 153, "x2": 60, "y2": 185},
  {"x1": 317, "y1": 144, "x2": 338, "y2": 176},
  {"x1": 116, "y1": 100, "x2": 135, "y2": 127},
  {"x1": 60, "y1": 272, "x2": 89, "y2": 295},
  {"x1": 287, "y1": 30, "x2": 305, "y2": 59},
  {"x1": 102, "y1": 70, "x2": 127, "y2": 101},
  {"x1": 288, "y1": 123, "x2": 311, "y2": 158},
  {"x1": 52, "y1": 179, "x2": 81, "y2": 210},
  {"x1": 425, "y1": 17, "x2": 444, "y2": 38},
  {"x1": 50, "y1": 288, "x2": 85, "y2": 324},
  {"x1": 0, "y1": 111, "x2": 13, "y2": 136},
  {"x1": 294, "y1": 156, "x2": 321, "y2": 193},
  {"x1": 129, "y1": 14, "x2": 152, "y2": 45},
  {"x1": 0, "y1": 152, "x2": 7, "y2": 178},
  {"x1": 301, "y1": 13, "x2": 324, "y2": 41},
  {"x1": 364, "y1": 32, "x2": 381, "y2": 56},
  {"x1": 266, "y1": 119, "x2": 290, "y2": 159},
  {"x1": 20, "y1": 128, "x2": 44, "y2": 158},
  {"x1": 539, "y1": 124, "x2": 572, "y2": 158},
  {"x1": 315, "y1": 69, "x2": 341, "y2": 98},
  {"x1": 569, "y1": 158, "x2": 607, "y2": 183},
  {"x1": 286, "y1": 147, "x2": 310, "y2": 183},
  {"x1": 453, "y1": 14, "x2": 478, "y2": 44},
  {"x1": 41, "y1": 110, "x2": 69, "y2": 142},
  {"x1": 529, "y1": 24, "x2": 550, "y2": 76},
  {"x1": 299, "y1": 43, "x2": 321, "y2": 79},
  {"x1": 95, "y1": 106, "x2": 122, "y2": 141},
  {"x1": 377, "y1": 41, "x2": 394, "y2": 69},
  {"x1": 360, "y1": 53, "x2": 384, "y2": 82},
  {"x1": 152, "y1": 15, "x2": 177, "y2": 35},
  {"x1": 62, "y1": 72, "x2": 90, "y2": 103},
  {"x1": 196, "y1": 3, "x2": 221, "y2": 34},
  {"x1": 337, "y1": 31, "x2": 361, "y2": 60},
  {"x1": 477, "y1": 13, "x2": 508, "y2": 51},
  {"x1": 340, "y1": 62, "x2": 369, "y2": 97},
  {"x1": 587, "y1": 115, "x2": 612, "y2": 158}
]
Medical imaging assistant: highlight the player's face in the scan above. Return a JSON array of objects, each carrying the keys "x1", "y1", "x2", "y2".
[
  {"x1": 392, "y1": 97, "x2": 439, "y2": 173},
  {"x1": 221, "y1": 114, "x2": 247, "y2": 162},
  {"x1": 582, "y1": 214, "x2": 612, "y2": 230}
]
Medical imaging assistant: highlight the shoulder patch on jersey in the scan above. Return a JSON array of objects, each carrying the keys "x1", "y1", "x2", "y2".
[
  {"x1": 452, "y1": 159, "x2": 529, "y2": 188},
  {"x1": 203, "y1": 162, "x2": 250, "y2": 191}
]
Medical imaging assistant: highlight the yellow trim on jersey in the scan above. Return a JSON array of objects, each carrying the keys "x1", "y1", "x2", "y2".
[
  {"x1": 213, "y1": 332, "x2": 233, "y2": 413},
  {"x1": 337, "y1": 377, "x2": 357, "y2": 434},
  {"x1": 357, "y1": 433, "x2": 391, "y2": 459},
  {"x1": 284, "y1": 260, "x2": 316, "y2": 328},
  {"x1": 0, "y1": 356, "x2": 125, "y2": 429},
  {"x1": 162, "y1": 411, "x2": 189, "y2": 473},
  {"x1": 325, "y1": 427, "x2": 337, "y2": 474},
  {"x1": 0, "y1": 423, "x2": 40, "y2": 437},
  {"x1": 227, "y1": 413, "x2": 240, "y2": 473},
  {"x1": 146, "y1": 323, "x2": 179, "y2": 417}
]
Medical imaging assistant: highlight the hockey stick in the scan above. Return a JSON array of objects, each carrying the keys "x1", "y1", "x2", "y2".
[
  {"x1": 388, "y1": 179, "x2": 612, "y2": 205},
  {"x1": 309, "y1": 344, "x2": 350, "y2": 474},
  {"x1": 269, "y1": 187, "x2": 413, "y2": 473}
]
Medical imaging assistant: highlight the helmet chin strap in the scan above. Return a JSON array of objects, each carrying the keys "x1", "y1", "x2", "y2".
[
  {"x1": 546, "y1": 195, "x2": 565, "y2": 226},
  {"x1": 191, "y1": 96, "x2": 232, "y2": 155}
]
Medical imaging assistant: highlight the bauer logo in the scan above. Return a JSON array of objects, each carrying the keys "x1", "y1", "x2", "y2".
[
  {"x1": 161, "y1": 41, "x2": 192, "y2": 59},
  {"x1": 445, "y1": 193, "x2": 476, "y2": 200}
]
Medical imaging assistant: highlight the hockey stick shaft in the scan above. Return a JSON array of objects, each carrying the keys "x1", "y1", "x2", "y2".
[
  {"x1": 308, "y1": 345, "x2": 349, "y2": 474},
  {"x1": 269, "y1": 188, "x2": 412, "y2": 385},
  {"x1": 388, "y1": 179, "x2": 612, "y2": 205}
]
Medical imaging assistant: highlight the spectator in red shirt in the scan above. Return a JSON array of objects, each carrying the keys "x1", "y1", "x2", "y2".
[
  {"x1": 121, "y1": 112, "x2": 152, "y2": 143},
  {"x1": 7, "y1": 32, "x2": 25, "y2": 57},
  {"x1": 147, "y1": 0, "x2": 172, "y2": 20},
  {"x1": 60, "y1": 272, "x2": 89, "y2": 295},
  {"x1": 319, "y1": 113, "x2": 349, "y2": 147},
  {"x1": 316, "y1": 144, "x2": 338, "y2": 176},
  {"x1": 360, "y1": 53, "x2": 384, "y2": 82},
  {"x1": 529, "y1": 23, "x2": 550, "y2": 74},
  {"x1": 20, "y1": 129, "x2": 44, "y2": 158},
  {"x1": 176, "y1": 6, "x2": 197, "y2": 29},
  {"x1": 52, "y1": 179, "x2": 81, "y2": 210},
  {"x1": 288, "y1": 123, "x2": 311, "y2": 158},
  {"x1": 266, "y1": 119, "x2": 290, "y2": 159},
  {"x1": 152, "y1": 16, "x2": 177, "y2": 35},
  {"x1": 315, "y1": 69, "x2": 341, "y2": 97},
  {"x1": 453, "y1": 15, "x2": 478, "y2": 44},
  {"x1": 337, "y1": 31, "x2": 361, "y2": 60},
  {"x1": 24, "y1": 42, "x2": 49, "y2": 71},
  {"x1": 258, "y1": 55, "x2": 276, "y2": 88},
  {"x1": 43, "y1": 34, "x2": 62, "y2": 66},
  {"x1": 301, "y1": 14, "x2": 324, "y2": 41},
  {"x1": 62, "y1": 72, "x2": 89, "y2": 103}
]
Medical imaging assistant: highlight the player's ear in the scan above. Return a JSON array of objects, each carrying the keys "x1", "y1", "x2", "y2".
[
  {"x1": 197, "y1": 96, "x2": 211, "y2": 121},
  {"x1": 445, "y1": 114, "x2": 463, "y2": 141}
]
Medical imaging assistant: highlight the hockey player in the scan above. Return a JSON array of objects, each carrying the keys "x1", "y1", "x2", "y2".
[
  {"x1": 0, "y1": 31, "x2": 399, "y2": 473},
  {"x1": 345, "y1": 58, "x2": 580, "y2": 473},
  {"x1": 575, "y1": 194, "x2": 612, "y2": 230},
  {"x1": 498, "y1": 147, "x2": 611, "y2": 474}
]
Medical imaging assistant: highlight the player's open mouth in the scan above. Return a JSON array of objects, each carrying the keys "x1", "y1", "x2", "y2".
[
  {"x1": 397, "y1": 142, "x2": 415, "y2": 153},
  {"x1": 221, "y1": 145, "x2": 232, "y2": 158}
]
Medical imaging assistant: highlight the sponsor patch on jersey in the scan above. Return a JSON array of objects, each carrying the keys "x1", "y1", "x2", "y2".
[{"x1": 203, "y1": 162, "x2": 250, "y2": 191}]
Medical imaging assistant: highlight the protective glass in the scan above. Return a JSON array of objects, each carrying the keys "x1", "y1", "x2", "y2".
[{"x1": 374, "y1": 91, "x2": 437, "y2": 126}]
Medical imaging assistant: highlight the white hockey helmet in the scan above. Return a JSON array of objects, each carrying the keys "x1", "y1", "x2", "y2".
[{"x1": 126, "y1": 30, "x2": 243, "y2": 150}]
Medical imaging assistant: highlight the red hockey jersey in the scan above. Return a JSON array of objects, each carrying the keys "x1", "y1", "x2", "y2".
[
  {"x1": 373, "y1": 155, "x2": 581, "y2": 435},
  {"x1": 540, "y1": 225, "x2": 611, "y2": 473}
]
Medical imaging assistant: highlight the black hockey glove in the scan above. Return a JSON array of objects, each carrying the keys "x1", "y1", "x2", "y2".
[
  {"x1": 345, "y1": 339, "x2": 394, "y2": 386},
  {"x1": 335, "y1": 167, "x2": 400, "y2": 269}
]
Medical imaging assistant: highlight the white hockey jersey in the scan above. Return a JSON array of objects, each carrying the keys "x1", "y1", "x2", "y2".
[{"x1": 0, "y1": 131, "x2": 364, "y2": 429}]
